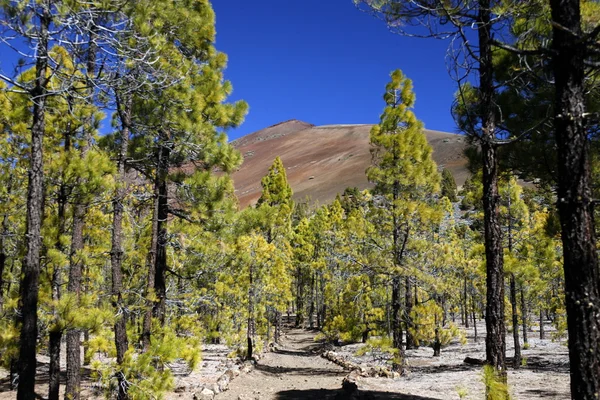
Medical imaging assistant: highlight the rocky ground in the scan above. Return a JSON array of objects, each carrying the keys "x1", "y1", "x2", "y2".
[{"x1": 0, "y1": 320, "x2": 570, "y2": 399}]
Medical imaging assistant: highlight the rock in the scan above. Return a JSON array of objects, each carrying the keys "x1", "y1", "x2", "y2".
[
  {"x1": 217, "y1": 370, "x2": 232, "y2": 392},
  {"x1": 195, "y1": 387, "x2": 215, "y2": 400}
]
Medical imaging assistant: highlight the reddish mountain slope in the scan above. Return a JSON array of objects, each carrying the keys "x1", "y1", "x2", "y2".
[{"x1": 231, "y1": 120, "x2": 468, "y2": 209}]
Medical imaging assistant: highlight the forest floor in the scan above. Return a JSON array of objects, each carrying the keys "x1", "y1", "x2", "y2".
[{"x1": 0, "y1": 320, "x2": 570, "y2": 399}]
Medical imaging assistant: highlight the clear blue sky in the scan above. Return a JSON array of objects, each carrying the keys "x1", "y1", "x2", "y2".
[
  {"x1": 211, "y1": 0, "x2": 458, "y2": 141},
  {"x1": 0, "y1": 1, "x2": 459, "y2": 140}
]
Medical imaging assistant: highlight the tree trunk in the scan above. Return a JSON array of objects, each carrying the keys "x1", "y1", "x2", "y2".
[
  {"x1": 66, "y1": 27, "x2": 96, "y2": 399},
  {"x1": 50, "y1": 127, "x2": 70, "y2": 400},
  {"x1": 478, "y1": 0, "x2": 506, "y2": 378},
  {"x1": 472, "y1": 294, "x2": 478, "y2": 343},
  {"x1": 153, "y1": 131, "x2": 171, "y2": 324},
  {"x1": 510, "y1": 274, "x2": 521, "y2": 368},
  {"x1": 142, "y1": 187, "x2": 158, "y2": 351},
  {"x1": 17, "y1": 6, "x2": 50, "y2": 399},
  {"x1": 520, "y1": 285, "x2": 528, "y2": 346},
  {"x1": 539, "y1": 308, "x2": 545, "y2": 340},
  {"x1": 111, "y1": 94, "x2": 132, "y2": 400},
  {"x1": 247, "y1": 264, "x2": 254, "y2": 360},
  {"x1": 295, "y1": 267, "x2": 304, "y2": 327},
  {"x1": 405, "y1": 276, "x2": 415, "y2": 349},
  {"x1": 463, "y1": 277, "x2": 469, "y2": 328},
  {"x1": 549, "y1": 1, "x2": 600, "y2": 397},
  {"x1": 391, "y1": 276, "x2": 405, "y2": 372},
  {"x1": 0, "y1": 175, "x2": 12, "y2": 313}
]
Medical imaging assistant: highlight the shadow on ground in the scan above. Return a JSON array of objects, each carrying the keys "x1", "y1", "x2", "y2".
[{"x1": 275, "y1": 388, "x2": 441, "y2": 400}]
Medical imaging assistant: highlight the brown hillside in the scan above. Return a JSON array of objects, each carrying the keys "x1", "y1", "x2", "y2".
[{"x1": 231, "y1": 120, "x2": 469, "y2": 209}]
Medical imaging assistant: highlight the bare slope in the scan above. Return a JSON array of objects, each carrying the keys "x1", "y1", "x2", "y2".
[{"x1": 231, "y1": 120, "x2": 468, "y2": 209}]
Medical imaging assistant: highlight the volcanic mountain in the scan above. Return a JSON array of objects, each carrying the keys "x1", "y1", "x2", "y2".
[{"x1": 230, "y1": 120, "x2": 469, "y2": 209}]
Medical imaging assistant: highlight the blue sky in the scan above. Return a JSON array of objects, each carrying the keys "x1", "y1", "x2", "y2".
[
  {"x1": 0, "y1": 1, "x2": 459, "y2": 141},
  {"x1": 212, "y1": 0, "x2": 458, "y2": 141}
]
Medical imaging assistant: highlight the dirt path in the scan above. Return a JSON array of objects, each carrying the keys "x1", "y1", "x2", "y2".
[{"x1": 215, "y1": 328, "x2": 347, "y2": 400}]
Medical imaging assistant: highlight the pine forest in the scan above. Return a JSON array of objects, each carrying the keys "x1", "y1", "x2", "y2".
[{"x1": 0, "y1": 1, "x2": 599, "y2": 399}]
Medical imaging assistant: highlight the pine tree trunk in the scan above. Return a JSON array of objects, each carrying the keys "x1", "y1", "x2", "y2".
[
  {"x1": 391, "y1": 276, "x2": 405, "y2": 372},
  {"x1": 539, "y1": 308, "x2": 545, "y2": 340},
  {"x1": 550, "y1": 1, "x2": 600, "y2": 396},
  {"x1": 142, "y1": 189, "x2": 158, "y2": 351},
  {"x1": 510, "y1": 274, "x2": 521, "y2": 368},
  {"x1": 154, "y1": 132, "x2": 171, "y2": 324},
  {"x1": 66, "y1": 202, "x2": 86, "y2": 399},
  {"x1": 111, "y1": 94, "x2": 132, "y2": 400},
  {"x1": 295, "y1": 267, "x2": 304, "y2": 327},
  {"x1": 405, "y1": 276, "x2": 416, "y2": 349},
  {"x1": 247, "y1": 264, "x2": 254, "y2": 360},
  {"x1": 478, "y1": 0, "x2": 506, "y2": 378},
  {"x1": 472, "y1": 294, "x2": 478, "y2": 343},
  {"x1": 17, "y1": 5, "x2": 50, "y2": 398},
  {"x1": 50, "y1": 136, "x2": 69, "y2": 400},
  {"x1": 0, "y1": 175, "x2": 12, "y2": 313},
  {"x1": 464, "y1": 277, "x2": 469, "y2": 328},
  {"x1": 66, "y1": 28, "x2": 96, "y2": 400},
  {"x1": 520, "y1": 285, "x2": 528, "y2": 346}
]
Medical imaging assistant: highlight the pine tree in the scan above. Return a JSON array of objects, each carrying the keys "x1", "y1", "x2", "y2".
[{"x1": 367, "y1": 69, "x2": 440, "y2": 370}]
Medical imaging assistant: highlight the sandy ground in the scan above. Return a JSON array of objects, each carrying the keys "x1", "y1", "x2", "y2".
[
  {"x1": 214, "y1": 329, "x2": 347, "y2": 400},
  {"x1": 0, "y1": 320, "x2": 570, "y2": 400}
]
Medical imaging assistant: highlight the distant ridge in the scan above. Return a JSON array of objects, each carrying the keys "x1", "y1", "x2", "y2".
[{"x1": 230, "y1": 120, "x2": 468, "y2": 209}]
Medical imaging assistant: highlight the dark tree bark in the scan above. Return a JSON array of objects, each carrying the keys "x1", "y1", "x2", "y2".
[
  {"x1": 463, "y1": 277, "x2": 469, "y2": 328},
  {"x1": 472, "y1": 294, "x2": 478, "y2": 343},
  {"x1": 247, "y1": 264, "x2": 255, "y2": 360},
  {"x1": 520, "y1": 285, "x2": 528, "y2": 346},
  {"x1": 295, "y1": 267, "x2": 304, "y2": 327},
  {"x1": 142, "y1": 187, "x2": 158, "y2": 351},
  {"x1": 66, "y1": 28, "x2": 97, "y2": 400},
  {"x1": 478, "y1": 0, "x2": 506, "y2": 376},
  {"x1": 510, "y1": 274, "x2": 521, "y2": 368},
  {"x1": 153, "y1": 132, "x2": 171, "y2": 324},
  {"x1": 405, "y1": 276, "x2": 415, "y2": 349},
  {"x1": 549, "y1": 1, "x2": 600, "y2": 397},
  {"x1": 17, "y1": 5, "x2": 50, "y2": 399},
  {"x1": 110, "y1": 94, "x2": 132, "y2": 400},
  {"x1": 49, "y1": 118, "x2": 72, "y2": 400},
  {"x1": 0, "y1": 174, "x2": 12, "y2": 313},
  {"x1": 539, "y1": 308, "x2": 545, "y2": 340}
]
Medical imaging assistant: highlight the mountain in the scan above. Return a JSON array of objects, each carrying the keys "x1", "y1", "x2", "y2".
[{"x1": 230, "y1": 120, "x2": 469, "y2": 209}]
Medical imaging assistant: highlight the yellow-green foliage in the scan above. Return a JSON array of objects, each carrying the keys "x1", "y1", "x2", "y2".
[
  {"x1": 483, "y1": 365, "x2": 510, "y2": 400},
  {"x1": 409, "y1": 302, "x2": 465, "y2": 348},
  {"x1": 355, "y1": 336, "x2": 397, "y2": 358}
]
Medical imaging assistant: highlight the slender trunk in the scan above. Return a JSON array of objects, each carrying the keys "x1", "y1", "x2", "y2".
[
  {"x1": 391, "y1": 276, "x2": 405, "y2": 371},
  {"x1": 309, "y1": 273, "x2": 315, "y2": 329},
  {"x1": 66, "y1": 27, "x2": 96, "y2": 399},
  {"x1": 142, "y1": 190, "x2": 158, "y2": 351},
  {"x1": 472, "y1": 295, "x2": 478, "y2": 343},
  {"x1": 464, "y1": 277, "x2": 469, "y2": 328},
  {"x1": 153, "y1": 131, "x2": 171, "y2": 324},
  {"x1": 111, "y1": 94, "x2": 132, "y2": 400},
  {"x1": 539, "y1": 308, "x2": 545, "y2": 340},
  {"x1": 405, "y1": 276, "x2": 415, "y2": 349},
  {"x1": 49, "y1": 126, "x2": 70, "y2": 400},
  {"x1": 17, "y1": 6, "x2": 50, "y2": 399},
  {"x1": 0, "y1": 175, "x2": 12, "y2": 312},
  {"x1": 510, "y1": 274, "x2": 521, "y2": 368},
  {"x1": 478, "y1": 0, "x2": 506, "y2": 377},
  {"x1": 247, "y1": 264, "x2": 254, "y2": 360},
  {"x1": 433, "y1": 324, "x2": 441, "y2": 357},
  {"x1": 520, "y1": 285, "x2": 528, "y2": 346},
  {"x1": 295, "y1": 267, "x2": 303, "y2": 327},
  {"x1": 550, "y1": 1, "x2": 600, "y2": 396}
]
